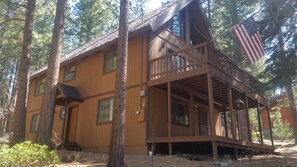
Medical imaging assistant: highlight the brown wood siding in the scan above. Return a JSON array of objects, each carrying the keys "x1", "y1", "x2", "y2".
[
  {"x1": 26, "y1": 35, "x2": 148, "y2": 154},
  {"x1": 148, "y1": 87, "x2": 223, "y2": 138},
  {"x1": 149, "y1": 28, "x2": 190, "y2": 60},
  {"x1": 148, "y1": 87, "x2": 168, "y2": 138}
]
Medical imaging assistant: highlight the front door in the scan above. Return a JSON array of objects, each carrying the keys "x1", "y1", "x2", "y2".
[{"x1": 66, "y1": 107, "x2": 78, "y2": 142}]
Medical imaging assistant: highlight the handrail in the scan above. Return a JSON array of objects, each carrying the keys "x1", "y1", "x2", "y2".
[
  {"x1": 206, "y1": 44, "x2": 261, "y2": 85},
  {"x1": 148, "y1": 43, "x2": 260, "y2": 89}
]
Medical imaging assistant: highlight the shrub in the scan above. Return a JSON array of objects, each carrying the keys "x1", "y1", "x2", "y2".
[{"x1": 0, "y1": 141, "x2": 60, "y2": 167}]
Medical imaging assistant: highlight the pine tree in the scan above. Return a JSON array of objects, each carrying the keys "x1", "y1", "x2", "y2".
[
  {"x1": 11, "y1": 0, "x2": 36, "y2": 146},
  {"x1": 259, "y1": 0, "x2": 297, "y2": 143},
  {"x1": 0, "y1": 0, "x2": 26, "y2": 133},
  {"x1": 35, "y1": 0, "x2": 68, "y2": 146},
  {"x1": 107, "y1": 0, "x2": 128, "y2": 166}
]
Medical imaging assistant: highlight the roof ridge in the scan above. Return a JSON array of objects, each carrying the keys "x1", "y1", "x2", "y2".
[{"x1": 30, "y1": 0, "x2": 186, "y2": 77}]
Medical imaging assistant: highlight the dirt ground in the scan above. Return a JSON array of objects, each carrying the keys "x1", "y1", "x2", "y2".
[{"x1": 58, "y1": 141, "x2": 297, "y2": 167}]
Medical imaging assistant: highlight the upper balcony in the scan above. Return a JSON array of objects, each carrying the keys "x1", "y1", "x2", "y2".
[{"x1": 148, "y1": 42, "x2": 261, "y2": 93}]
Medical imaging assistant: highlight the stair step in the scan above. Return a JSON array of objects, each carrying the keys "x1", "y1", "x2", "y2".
[{"x1": 58, "y1": 142, "x2": 81, "y2": 151}]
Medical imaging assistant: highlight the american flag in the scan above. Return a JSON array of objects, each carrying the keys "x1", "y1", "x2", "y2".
[{"x1": 233, "y1": 16, "x2": 265, "y2": 64}]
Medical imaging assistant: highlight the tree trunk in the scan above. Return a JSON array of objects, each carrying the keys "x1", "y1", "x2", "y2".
[
  {"x1": 35, "y1": 0, "x2": 67, "y2": 146},
  {"x1": 285, "y1": 84, "x2": 297, "y2": 144},
  {"x1": 230, "y1": 0, "x2": 242, "y2": 64},
  {"x1": 11, "y1": 0, "x2": 36, "y2": 146},
  {"x1": 107, "y1": 0, "x2": 128, "y2": 166}
]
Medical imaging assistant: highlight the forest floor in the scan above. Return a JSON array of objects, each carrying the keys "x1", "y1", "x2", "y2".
[{"x1": 58, "y1": 140, "x2": 297, "y2": 167}]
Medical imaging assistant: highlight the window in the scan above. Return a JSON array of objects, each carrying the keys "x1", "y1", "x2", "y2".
[
  {"x1": 97, "y1": 98, "x2": 114, "y2": 124},
  {"x1": 64, "y1": 65, "x2": 76, "y2": 81},
  {"x1": 30, "y1": 114, "x2": 40, "y2": 133},
  {"x1": 172, "y1": 98, "x2": 189, "y2": 126},
  {"x1": 104, "y1": 49, "x2": 117, "y2": 73},
  {"x1": 167, "y1": 11, "x2": 185, "y2": 40},
  {"x1": 34, "y1": 76, "x2": 46, "y2": 95}
]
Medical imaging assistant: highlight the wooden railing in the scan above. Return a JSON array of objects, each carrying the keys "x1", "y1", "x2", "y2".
[
  {"x1": 149, "y1": 42, "x2": 260, "y2": 88},
  {"x1": 149, "y1": 43, "x2": 208, "y2": 80}
]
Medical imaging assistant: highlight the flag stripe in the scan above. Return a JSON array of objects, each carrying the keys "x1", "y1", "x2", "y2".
[
  {"x1": 239, "y1": 25, "x2": 260, "y2": 62},
  {"x1": 233, "y1": 25, "x2": 255, "y2": 63},
  {"x1": 235, "y1": 25, "x2": 256, "y2": 63},
  {"x1": 254, "y1": 32, "x2": 265, "y2": 56},
  {"x1": 232, "y1": 16, "x2": 265, "y2": 64},
  {"x1": 250, "y1": 34, "x2": 263, "y2": 60}
]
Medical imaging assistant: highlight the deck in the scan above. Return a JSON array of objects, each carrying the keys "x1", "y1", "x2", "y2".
[
  {"x1": 146, "y1": 42, "x2": 274, "y2": 159},
  {"x1": 148, "y1": 42, "x2": 266, "y2": 104},
  {"x1": 147, "y1": 136, "x2": 274, "y2": 153}
]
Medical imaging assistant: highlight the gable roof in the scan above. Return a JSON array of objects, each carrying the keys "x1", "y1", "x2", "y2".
[{"x1": 31, "y1": 0, "x2": 210, "y2": 78}]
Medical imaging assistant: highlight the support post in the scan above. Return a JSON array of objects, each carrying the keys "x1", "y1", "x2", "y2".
[
  {"x1": 207, "y1": 74, "x2": 215, "y2": 136},
  {"x1": 62, "y1": 99, "x2": 68, "y2": 142},
  {"x1": 236, "y1": 111, "x2": 241, "y2": 140},
  {"x1": 190, "y1": 94, "x2": 195, "y2": 136},
  {"x1": 234, "y1": 148, "x2": 238, "y2": 160},
  {"x1": 212, "y1": 141, "x2": 218, "y2": 160},
  {"x1": 266, "y1": 105, "x2": 274, "y2": 146},
  {"x1": 223, "y1": 109, "x2": 228, "y2": 138},
  {"x1": 167, "y1": 82, "x2": 172, "y2": 155},
  {"x1": 185, "y1": 6, "x2": 191, "y2": 44},
  {"x1": 244, "y1": 94, "x2": 252, "y2": 142},
  {"x1": 256, "y1": 101, "x2": 263, "y2": 144},
  {"x1": 228, "y1": 85, "x2": 237, "y2": 139}
]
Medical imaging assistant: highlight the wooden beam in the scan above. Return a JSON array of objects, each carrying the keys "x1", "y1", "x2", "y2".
[
  {"x1": 190, "y1": 94, "x2": 195, "y2": 136},
  {"x1": 228, "y1": 85, "x2": 237, "y2": 139},
  {"x1": 223, "y1": 109, "x2": 228, "y2": 138},
  {"x1": 173, "y1": 82, "x2": 224, "y2": 107},
  {"x1": 236, "y1": 110, "x2": 241, "y2": 140},
  {"x1": 148, "y1": 66, "x2": 208, "y2": 87},
  {"x1": 266, "y1": 105, "x2": 274, "y2": 146},
  {"x1": 244, "y1": 94, "x2": 252, "y2": 142},
  {"x1": 62, "y1": 99, "x2": 68, "y2": 142},
  {"x1": 212, "y1": 141, "x2": 218, "y2": 160},
  {"x1": 257, "y1": 100, "x2": 263, "y2": 144},
  {"x1": 185, "y1": 6, "x2": 191, "y2": 44},
  {"x1": 207, "y1": 74, "x2": 216, "y2": 136},
  {"x1": 210, "y1": 67, "x2": 268, "y2": 105},
  {"x1": 167, "y1": 82, "x2": 172, "y2": 155}
]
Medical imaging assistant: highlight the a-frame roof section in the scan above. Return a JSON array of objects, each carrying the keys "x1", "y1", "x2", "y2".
[
  {"x1": 31, "y1": 0, "x2": 213, "y2": 78},
  {"x1": 150, "y1": 0, "x2": 192, "y2": 31}
]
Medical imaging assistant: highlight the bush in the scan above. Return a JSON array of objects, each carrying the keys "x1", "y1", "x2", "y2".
[{"x1": 0, "y1": 141, "x2": 60, "y2": 167}]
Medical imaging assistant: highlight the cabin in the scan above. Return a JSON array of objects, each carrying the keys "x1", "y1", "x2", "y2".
[
  {"x1": 261, "y1": 94, "x2": 294, "y2": 139},
  {"x1": 26, "y1": 0, "x2": 274, "y2": 159}
]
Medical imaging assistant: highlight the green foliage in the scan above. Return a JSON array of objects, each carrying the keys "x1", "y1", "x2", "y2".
[
  {"x1": 259, "y1": 0, "x2": 297, "y2": 90},
  {"x1": 271, "y1": 109, "x2": 293, "y2": 141},
  {"x1": 249, "y1": 109, "x2": 262, "y2": 143},
  {"x1": 0, "y1": 141, "x2": 60, "y2": 167}
]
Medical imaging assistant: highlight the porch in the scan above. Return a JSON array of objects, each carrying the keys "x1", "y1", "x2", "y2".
[{"x1": 147, "y1": 43, "x2": 274, "y2": 159}]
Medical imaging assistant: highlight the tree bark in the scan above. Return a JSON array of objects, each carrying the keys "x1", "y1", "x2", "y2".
[
  {"x1": 35, "y1": 0, "x2": 67, "y2": 146},
  {"x1": 285, "y1": 84, "x2": 297, "y2": 144},
  {"x1": 11, "y1": 0, "x2": 36, "y2": 146},
  {"x1": 107, "y1": 0, "x2": 128, "y2": 166}
]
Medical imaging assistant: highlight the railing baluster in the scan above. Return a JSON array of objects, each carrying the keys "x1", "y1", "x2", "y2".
[{"x1": 148, "y1": 43, "x2": 260, "y2": 91}]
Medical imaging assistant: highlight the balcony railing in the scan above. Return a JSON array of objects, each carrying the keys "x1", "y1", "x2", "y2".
[{"x1": 149, "y1": 42, "x2": 260, "y2": 89}]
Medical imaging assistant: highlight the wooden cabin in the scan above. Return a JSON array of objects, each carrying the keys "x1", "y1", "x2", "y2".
[{"x1": 26, "y1": 0, "x2": 274, "y2": 159}]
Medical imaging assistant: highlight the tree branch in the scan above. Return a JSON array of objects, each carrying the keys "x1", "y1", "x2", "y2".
[{"x1": 0, "y1": 18, "x2": 25, "y2": 25}]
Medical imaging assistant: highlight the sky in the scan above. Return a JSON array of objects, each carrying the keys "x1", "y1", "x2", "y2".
[{"x1": 145, "y1": 0, "x2": 166, "y2": 11}]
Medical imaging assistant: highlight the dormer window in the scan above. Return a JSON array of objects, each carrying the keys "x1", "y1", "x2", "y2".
[
  {"x1": 64, "y1": 65, "x2": 76, "y2": 81},
  {"x1": 167, "y1": 10, "x2": 186, "y2": 40}
]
